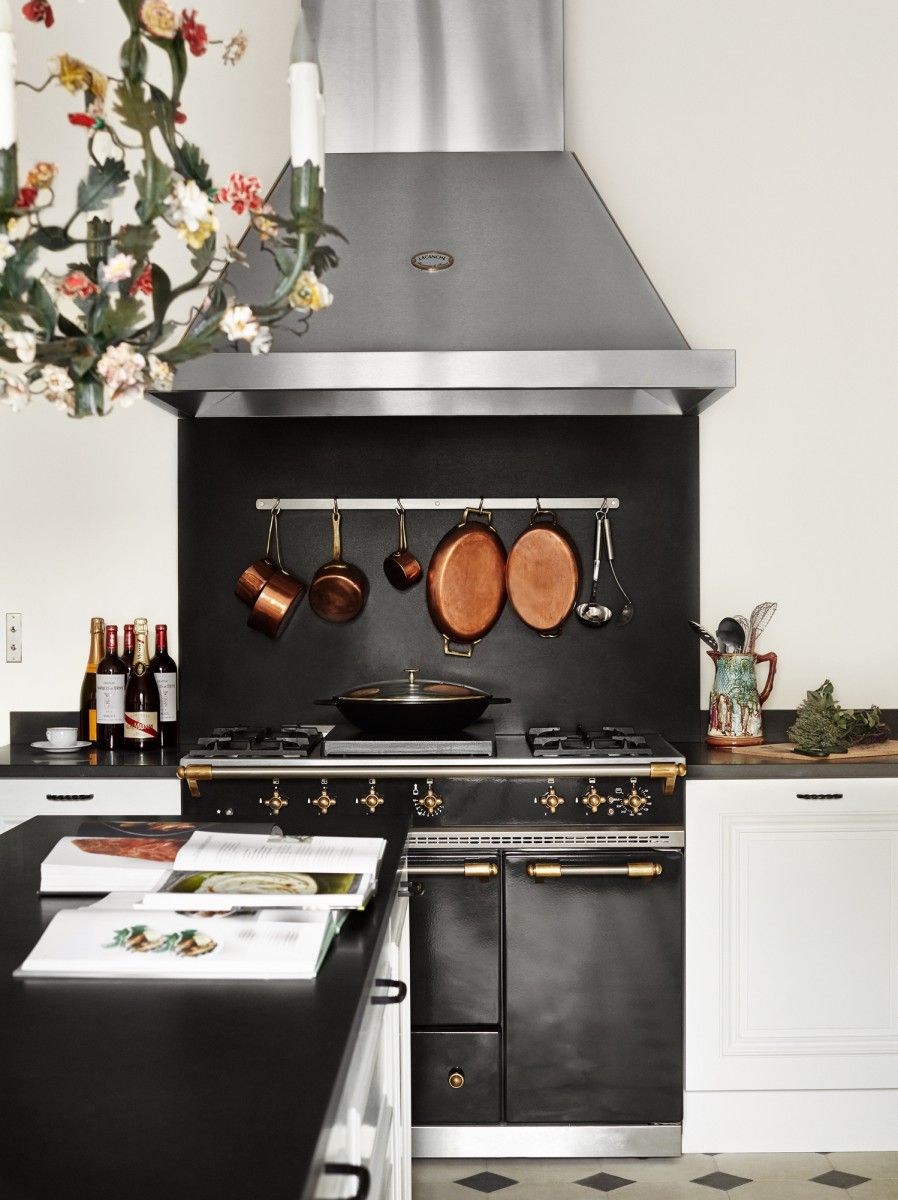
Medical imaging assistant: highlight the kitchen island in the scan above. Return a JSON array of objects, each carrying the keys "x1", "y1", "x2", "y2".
[{"x1": 0, "y1": 815, "x2": 411, "y2": 1200}]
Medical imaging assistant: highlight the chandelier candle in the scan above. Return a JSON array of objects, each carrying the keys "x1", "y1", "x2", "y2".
[
  {"x1": 289, "y1": 3, "x2": 325, "y2": 186},
  {"x1": 0, "y1": 0, "x2": 16, "y2": 208},
  {"x1": 124, "y1": 618, "x2": 159, "y2": 751}
]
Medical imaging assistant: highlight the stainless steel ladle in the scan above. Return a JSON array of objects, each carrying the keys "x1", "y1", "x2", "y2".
[{"x1": 575, "y1": 510, "x2": 613, "y2": 627}]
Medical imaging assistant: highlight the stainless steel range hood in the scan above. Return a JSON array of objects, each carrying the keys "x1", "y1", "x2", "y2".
[{"x1": 157, "y1": 1, "x2": 734, "y2": 419}]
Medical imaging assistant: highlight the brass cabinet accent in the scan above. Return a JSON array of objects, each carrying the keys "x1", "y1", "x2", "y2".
[{"x1": 448, "y1": 1069, "x2": 465, "y2": 1089}]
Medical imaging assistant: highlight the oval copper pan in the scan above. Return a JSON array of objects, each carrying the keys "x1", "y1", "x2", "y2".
[
  {"x1": 427, "y1": 511, "x2": 507, "y2": 655},
  {"x1": 506, "y1": 514, "x2": 581, "y2": 637}
]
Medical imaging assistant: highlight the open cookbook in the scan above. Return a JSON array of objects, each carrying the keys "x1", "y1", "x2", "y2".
[
  {"x1": 16, "y1": 904, "x2": 348, "y2": 980},
  {"x1": 41, "y1": 827, "x2": 386, "y2": 911}
]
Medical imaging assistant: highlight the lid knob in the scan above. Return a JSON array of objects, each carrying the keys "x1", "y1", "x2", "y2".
[{"x1": 405, "y1": 668, "x2": 419, "y2": 685}]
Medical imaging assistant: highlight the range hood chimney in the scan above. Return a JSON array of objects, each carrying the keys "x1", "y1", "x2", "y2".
[{"x1": 160, "y1": 0, "x2": 734, "y2": 419}]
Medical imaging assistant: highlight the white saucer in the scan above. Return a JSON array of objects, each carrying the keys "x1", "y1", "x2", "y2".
[{"x1": 31, "y1": 741, "x2": 92, "y2": 753}]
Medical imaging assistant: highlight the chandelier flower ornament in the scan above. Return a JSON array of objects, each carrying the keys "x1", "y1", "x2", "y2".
[{"x1": 0, "y1": 0, "x2": 341, "y2": 416}]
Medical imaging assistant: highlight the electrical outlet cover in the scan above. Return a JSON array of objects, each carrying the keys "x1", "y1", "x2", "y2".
[{"x1": 6, "y1": 613, "x2": 22, "y2": 663}]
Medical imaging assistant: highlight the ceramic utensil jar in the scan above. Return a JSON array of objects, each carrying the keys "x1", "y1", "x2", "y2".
[{"x1": 706, "y1": 650, "x2": 778, "y2": 747}]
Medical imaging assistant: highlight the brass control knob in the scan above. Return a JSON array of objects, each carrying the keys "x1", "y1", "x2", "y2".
[
  {"x1": 536, "y1": 780, "x2": 565, "y2": 814},
  {"x1": 621, "y1": 777, "x2": 651, "y2": 816},
  {"x1": 419, "y1": 779, "x2": 443, "y2": 817},
  {"x1": 357, "y1": 780, "x2": 385, "y2": 814},
  {"x1": 309, "y1": 780, "x2": 336, "y2": 815},
  {"x1": 448, "y1": 1069, "x2": 465, "y2": 1089},
  {"x1": 259, "y1": 780, "x2": 288, "y2": 815},
  {"x1": 577, "y1": 779, "x2": 606, "y2": 814}
]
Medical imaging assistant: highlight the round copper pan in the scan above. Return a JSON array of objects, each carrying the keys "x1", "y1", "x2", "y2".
[
  {"x1": 235, "y1": 507, "x2": 282, "y2": 607},
  {"x1": 247, "y1": 568, "x2": 306, "y2": 639},
  {"x1": 309, "y1": 505, "x2": 369, "y2": 623},
  {"x1": 506, "y1": 507, "x2": 581, "y2": 637},
  {"x1": 426, "y1": 506, "x2": 507, "y2": 657}
]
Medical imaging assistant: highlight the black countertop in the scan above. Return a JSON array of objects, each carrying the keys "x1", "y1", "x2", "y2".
[
  {"x1": 0, "y1": 743, "x2": 184, "y2": 778},
  {"x1": 0, "y1": 814, "x2": 410, "y2": 1200},
  {"x1": 677, "y1": 741, "x2": 898, "y2": 779}
]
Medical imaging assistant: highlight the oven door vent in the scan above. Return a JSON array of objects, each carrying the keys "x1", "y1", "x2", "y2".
[{"x1": 406, "y1": 829, "x2": 684, "y2": 851}]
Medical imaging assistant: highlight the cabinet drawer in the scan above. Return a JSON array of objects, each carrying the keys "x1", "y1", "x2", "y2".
[
  {"x1": 687, "y1": 777, "x2": 898, "y2": 818},
  {"x1": 411, "y1": 1031, "x2": 500, "y2": 1125},
  {"x1": 0, "y1": 778, "x2": 180, "y2": 816}
]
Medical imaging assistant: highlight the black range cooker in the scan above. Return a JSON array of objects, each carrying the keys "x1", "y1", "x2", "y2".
[{"x1": 178, "y1": 722, "x2": 685, "y2": 1158}]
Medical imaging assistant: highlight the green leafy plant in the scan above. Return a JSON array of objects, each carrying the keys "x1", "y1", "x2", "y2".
[
  {"x1": 787, "y1": 680, "x2": 890, "y2": 753},
  {"x1": 0, "y1": 0, "x2": 342, "y2": 417}
]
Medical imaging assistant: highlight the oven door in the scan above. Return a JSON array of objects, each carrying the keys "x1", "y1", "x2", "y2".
[{"x1": 504, "y1": 849, "x2": 683, "y2": 1124}]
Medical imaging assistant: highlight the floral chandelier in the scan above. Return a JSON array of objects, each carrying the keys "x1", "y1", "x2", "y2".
[{"x1": 0, "y1": 0, "x2": 341, "y2": 416}]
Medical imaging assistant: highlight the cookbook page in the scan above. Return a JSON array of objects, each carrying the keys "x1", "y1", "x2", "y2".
[{"x1": 174, "y1": 832, "x2": 386, "y2": 875}]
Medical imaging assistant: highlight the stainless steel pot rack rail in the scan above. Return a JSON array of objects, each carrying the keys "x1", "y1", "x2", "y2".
[{"x1": 255, "y1": 497, "x2": 620, "y2": 512}]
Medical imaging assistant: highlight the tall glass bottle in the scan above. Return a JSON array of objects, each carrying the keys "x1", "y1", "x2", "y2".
[
  {"x1": 124, "y1": 618, "x2": 160, "y2": 751},
  {"x1": 150, "y1": 624, "x2": 178, "y2": 748},
  {"x1": 78, "y1": 617, "x2": 105, "y2": 743},
  {"x1": 121, "y1": 623, "x2": 135, "y2": 683},
  {"x1": 96, "y1": 625, "x2": 127, "y2": 751}
]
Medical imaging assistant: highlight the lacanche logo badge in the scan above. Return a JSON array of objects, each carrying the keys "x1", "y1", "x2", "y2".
[{"x1": 411, "y1": 251, "x2": 454, "y2": 272}]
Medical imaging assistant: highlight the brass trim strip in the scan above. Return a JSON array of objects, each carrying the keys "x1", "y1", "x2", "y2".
[{"x1": 527, "y1": 861, "x2": 662, "y2": 879}]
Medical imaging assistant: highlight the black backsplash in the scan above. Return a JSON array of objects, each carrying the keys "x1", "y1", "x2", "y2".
[{"x1": 178, "y1": 417, "x2": 700, "y2": 741}]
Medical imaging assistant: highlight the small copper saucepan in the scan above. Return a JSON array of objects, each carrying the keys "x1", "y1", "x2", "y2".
[
  {"x1": 245, "y1": 505, "x2": 306, "y2": 639},
  {"x1": 235, "y1": 505, "x2": 281, "y2": 606},
  {"x1": 308, "y1": 501, "x2": 369, "y2": 623},
  {"x1": 383, "y1": 502, "x2": 423, "y2": 590}
]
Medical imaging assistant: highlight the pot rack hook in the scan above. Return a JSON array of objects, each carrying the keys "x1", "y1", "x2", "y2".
[
  {"x1": 535, "y1": 496, "x2": 546, "y2": 513},
  {"x1": 396, "y1": 497, "x2": 405, "y2": 515},
  {"x1": 332, "y1": 496, "x2": 339, "y2": 517}
]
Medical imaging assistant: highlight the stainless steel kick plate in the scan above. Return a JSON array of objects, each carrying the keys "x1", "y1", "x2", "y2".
[{"x1": 5, "y1": 613, "x2": 21, "y2": 662}]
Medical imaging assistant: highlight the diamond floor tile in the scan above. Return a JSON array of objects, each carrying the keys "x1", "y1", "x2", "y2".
[
  {"x1": 692, "y1": 1172, "x2": 752, "y2": 1192},
  {"x1": 575, "y1": 1172, "x2": 635, "y2": 1192},
  {"x1": 810, "y1": 1170, "x2": 872, "y2": 1190},
  {"x1": 455, "y1": 1171, "x2": 519, "y2": 1194}
]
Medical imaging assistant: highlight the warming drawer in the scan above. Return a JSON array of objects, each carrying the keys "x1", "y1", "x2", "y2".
[{"x1": 411, "y1": 1031, "x2": 501, "y2": 1125}]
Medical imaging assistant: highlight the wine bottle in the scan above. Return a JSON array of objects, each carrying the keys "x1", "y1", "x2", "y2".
[
  {"x1": 124, "y1": 618, "x2": 160, "y2": 751},
  {"x1": 96, "y1": 625, "x2": 127, "y2": 751},
  {"x1": 78, "y1": 617, "x2": 105, "y2": 743},
  {"x1": 121, "y1": 623, "x2": 135, "y2": 682},
  {"x1": 150, "y1": 623, "x2": 178, "y2": 748}
]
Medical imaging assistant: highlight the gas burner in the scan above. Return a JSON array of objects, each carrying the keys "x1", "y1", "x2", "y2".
[
  {"x1": 527, "y1": 725, "x2": 654, "y2": 758},
  {"x1": 188, "y1": 725, "x2": 322, "y2": 759}
]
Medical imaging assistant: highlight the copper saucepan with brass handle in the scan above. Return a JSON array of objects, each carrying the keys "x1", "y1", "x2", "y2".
[
  {"x1": 308, "y1": 501, "x2": 369, "y2": 623},
  {"x1": 242, "y1": 503, "x2": 306, "y2": 639},
  {"x1": 383, "y1": 502, "x2": 423, "y2": 590}
]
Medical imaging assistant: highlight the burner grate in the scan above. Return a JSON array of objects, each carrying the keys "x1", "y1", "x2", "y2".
[
  {"x1": 188, "y1": 725, "x2": 322, "y2": 759},
  {"x1": 527, "y1": 725, "x2": 653, "y2": 758}
]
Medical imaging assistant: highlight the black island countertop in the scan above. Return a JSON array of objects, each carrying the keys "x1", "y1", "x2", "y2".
[{"x1": 0, "y1": 814, "x2": 410, "y2": 1200}]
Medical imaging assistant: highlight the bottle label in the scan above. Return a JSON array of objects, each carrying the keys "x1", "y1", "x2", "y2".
[
  {"x1": 156, "y1": 674, "x2": 177, "y2": 723},
  {"x1": 124, "y1": 712, "x2": 159, "y2": 740},
  {"x1": 96, "y1": 677, "x2": 126, "y2": 725},
  {"x1": 89, "y1": 708, "x2": 97, "y2": 743}
]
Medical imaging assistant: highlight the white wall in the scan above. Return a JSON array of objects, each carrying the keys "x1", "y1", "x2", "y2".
[
  {"x1": 565, "y1": 0, "x2": 898, "y2": 709},
  {"x1": 2, "y1": 1, "x2": 896, "y2": 742},
  {"x1": 0, "y1": 1, "x2": 294, "y2": 743}
]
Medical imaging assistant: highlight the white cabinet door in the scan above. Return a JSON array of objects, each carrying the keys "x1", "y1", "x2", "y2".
[
  {"x1": 686, "y1": 778, "x2": 898, "y2": 1091},
  {"x1": 0, "y1": 777, "x2": 180, "y2": 835}
]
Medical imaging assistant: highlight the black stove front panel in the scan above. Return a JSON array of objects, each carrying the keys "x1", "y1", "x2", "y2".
[{"x1": 181, "y1": 774, "x2": 684, "y2": 830}]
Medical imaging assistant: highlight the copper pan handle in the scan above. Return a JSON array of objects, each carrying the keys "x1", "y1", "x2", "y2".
[{"x1": 331, "y1": 500, "x2": 342, "y2": 562}]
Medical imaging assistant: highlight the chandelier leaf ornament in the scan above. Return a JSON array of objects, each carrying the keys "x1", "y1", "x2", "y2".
[{"x1": 0, "y1": 0, "x2": 341, "y2": 416}]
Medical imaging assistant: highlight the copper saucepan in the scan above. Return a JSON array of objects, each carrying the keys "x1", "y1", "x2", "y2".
[
  {"x1": 244, "y1": 504, "x2": 306, "y2": 639},
  {"x1": 308, "y1": 501, "x2": 369, "y2": 623},
  {"x1": 383, "y1": 502, "x2": 423, "y2": 590},
  {"x1": 235, "y1": 505, "x2": 281, "y2": 606}
]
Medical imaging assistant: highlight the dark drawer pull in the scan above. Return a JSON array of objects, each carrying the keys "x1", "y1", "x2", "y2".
[
  {"x1": 45, "y1": 794, "x2": 94, "y2": 801},
  {"x1": 323, "y1": 1163, "x2": 370, "y2": 1200},
  {"x1": 796, "y1": 793, "x2": 844, "y2": 800},
  {"x1": 370, "y1": 977, "x2": 407, "y2": 1006}
]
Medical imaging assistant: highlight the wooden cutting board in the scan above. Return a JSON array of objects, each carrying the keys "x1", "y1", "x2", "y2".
[{"x1": 729, "y1": 739, "x2": 898, "y2": 761}]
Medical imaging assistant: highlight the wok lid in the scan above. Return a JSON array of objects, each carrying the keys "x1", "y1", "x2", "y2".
[{"x1": 319, "y1": 668, "x2": 496, "y2": 705}]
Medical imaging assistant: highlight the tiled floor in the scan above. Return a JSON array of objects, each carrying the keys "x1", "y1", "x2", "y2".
[{"x1": 412, "y1": 1154, "x2": 898, "y2": 1199}]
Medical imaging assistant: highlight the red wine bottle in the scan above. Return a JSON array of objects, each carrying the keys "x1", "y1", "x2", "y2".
[
  {"x1": 150, "y1": 623, "x2": 178, "y2": 748},
  {"x1": 121, "y1": 623, "x2": 135, "y2": 683},
  {"x1": 124, "y1": 618, "x2": 160, "y2": 751},
  {"x1": 78, "y1": 617, "x2": 105, "y2": 743},
  {"x1": 96, "y1": 625, "x2": 127, "y2": 751}
]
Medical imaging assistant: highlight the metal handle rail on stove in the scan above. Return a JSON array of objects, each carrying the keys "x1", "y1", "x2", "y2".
[
  {"x1": 177, "y1": 761, "x2": 686, "y2": 798},
  {"x1": 527, "y1": 862, "x2": 663, "y2": 879},
  {"x1": 406, "y1": 863, "x2": 498, "y2": 878}
]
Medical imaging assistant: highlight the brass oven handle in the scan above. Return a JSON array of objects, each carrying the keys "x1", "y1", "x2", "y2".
[
  {"x1": 406, "y1": 863, "x2": 498, "y2": 878},
  {"x1": 527, "y1": 862, "x2": 662, "y2": 879}
]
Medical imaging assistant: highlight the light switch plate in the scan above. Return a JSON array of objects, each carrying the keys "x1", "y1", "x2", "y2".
[{"x1": 5, "y1": 613, "x2": 21, "y2": 662}]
